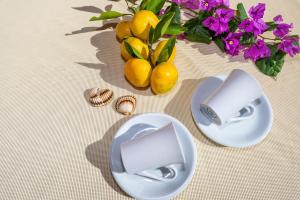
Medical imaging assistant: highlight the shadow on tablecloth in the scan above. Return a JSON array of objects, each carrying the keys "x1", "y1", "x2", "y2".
[
  {"x1": 164, "y1": 78, "x2": 223, "y2": 148},
  {"x1": 85, "y1": 117, "x2": 131, "y2": 197},
  {"x1": 77, "y1": 30, "x2": 153, "y2": 96}
]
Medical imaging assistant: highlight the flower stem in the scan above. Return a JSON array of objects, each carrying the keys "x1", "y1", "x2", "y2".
[
  {"x1": 183, "y1": 8, "x2": 198, "y2": 15},
  {"x1": 184, "y1": 11, "x2": 197, "y2": 18},
  {"x1": 124, "y1": 0, "x2": 130, "y2": 7},
  {"x1": 259, "y1": 35, "x2": 281, "y2": 41}
]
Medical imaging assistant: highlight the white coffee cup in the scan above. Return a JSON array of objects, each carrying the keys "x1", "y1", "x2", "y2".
[
  {"x1": 200, "y1": 69, "x2": 263, "y2": 126},
  {"x1": 120, "y1": 123, "x2": 185, "y2": 180}
]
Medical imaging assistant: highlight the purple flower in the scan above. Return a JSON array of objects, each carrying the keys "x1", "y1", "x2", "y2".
[
  {"x1": 159, "y1": 9, "x2": 165, "y2": 16},
  {"x1": 278, "y1": 36, "x2": 300, "y2": 57},
  {"x1": 202, "y1": 16, "x2": 229, "y2": 36},
  {"x1": 239, "y1": 19, "x2": 254, "y2": 32},
  {"x1": 223, "y1": 32, "x2": 242, "y2": 56},
  {"x1": 172, "y1": 0, "x2": 203, "y2": 10},
  {"x1": 239, "y1": 3, "x2": 268, "y2": 37},
  {"x1": 216, "y1": 8, "x2": 235, "y2": 23},
  {"x1": 199, "y1": 0, "x2": 218, "y2": 11},
  {"x1": 202, "y1": 16, "x2": 220, "y2": 32},
  {"x1": 216, "y1": 0, "x2": 229, "y2": 7},
  {"x1": 217, "y1": 22, "x2": 229, "y2": 35},
  {"x1": 249, "y1": 3, "x2": 266, "y2": 20},
  {"x1": 239, "y1": 18, "x2": 268, "y2": 37},
  {"x1": 177, "y1": 33, "x2": 186, "y2": 40},
  {"x1": 253, "y1": 19, "x2": 268, "y2": 36},
  {"x1": 273, "y1": 15, "x2": 283, "y2": 23},
  {"x1": 183, "y1": 0, "x2": 201, "y2": 10},
  {"x1": 244, "y1": 39, "x2": 271, "y2": 61},
  {"x1": 273, "y1": 23, "x2": 293, "y2": 38}
]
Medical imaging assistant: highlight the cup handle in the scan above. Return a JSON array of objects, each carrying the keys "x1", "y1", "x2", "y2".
[
  {"x1": 227, "y1": 104, "x2": 255, "y2": 123},
  {"x1": 135, "y1": 166, "x2": 177, "y2": 182}
]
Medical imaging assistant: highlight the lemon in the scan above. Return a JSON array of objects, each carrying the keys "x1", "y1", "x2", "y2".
[
  {"x1": 124, "y1": 58, "x2": 152, "y2": 88},
  {"x1": 152, "y1": 40, "x2": 176, "y2": 65},
  {"x1": 121, "y1": 37, "x2": 149, "y2": 61},
  {"x1": 130, "y1": 10, "x2": 159, "y2": 41},
  {"x1": 115, "y1": 21, "x2": 132, "y2": 41},
  {"x1": 151, "y1": 62, "x2": 178, "y2": 94}
]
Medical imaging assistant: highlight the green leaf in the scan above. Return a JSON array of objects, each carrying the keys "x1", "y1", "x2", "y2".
[
  {"x1": 148, "y1": 27, "x2": 155, "y2": 46},
  {"x1": 198, "y1": 11, "x2": 213, "y2": 22},
  {"x1": 184, "y1": 17, "x2": 212, "y2": 44},
  {"x1": 165, "y1": 24, "x2": 185, "y2": 35},
  {"x1": 139, "y1": 0, "x2": 148, "y2": 10},
  {"x1": 140, "y1": 0, "x2": 166, "y2": 14},
  {"x1": 214, "y1": 37, "x2": 225, "y2": 52},
  {"x1": 266, "y1": 21, "x2": 277, "y2": 31},
  {"x1": 267, "y1": 44, "x2": 279, "y2": 56},
  {"x1": 290, "y1": 35, "x2": 300, "y2": 46},
  {"x1": 157, "y1": 37, "x2": 177, "y2": 64},
  {"x1": 89, "y1": 11, "x2": 126, "y2": 21},
  {"x1": 185, "y1": 24, "x2": 212, "y2": 44},
  {"x1": 124, "y1": 41, "x2": 144, "y2": 59},
  {"x1": 184, "y1": 18, "x2": 200, "y2": 29},
  {"x1": 256, "y1": 57, "x2": 284, "y2": 78},
  {"x1": 237, "y1": 3, "x2": 248, "y2": 21},
  {"x1": 128, "y1": 6, "x2": 139, "y2": 14},
  {"x1": 165, "y1": 3, "x2": 181, "y2": 24},
  {"x1": 229, "y1": 18, "x2": 239, "y2": 32},
  {"x1": 240, "y1": 32, "x2": 255, "y2": 45},
  {"x1": 255, "y1": 45, "x2": 286, "y2": 78},
  {"x1": 152, "y1": 12, "x2": 175, "y2": 43},
  {"x1": 127, "y1": 0, "x2": 138, "y2": 4}
]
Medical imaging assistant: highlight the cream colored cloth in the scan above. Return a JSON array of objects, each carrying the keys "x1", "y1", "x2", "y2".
[{"x1": 1, "y1": 0, "x2": 300, "y2": 199}]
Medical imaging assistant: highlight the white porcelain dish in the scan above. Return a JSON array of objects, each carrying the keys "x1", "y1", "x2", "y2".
[
  {"x1": 191, "y1": 75, "x2": 273, "y2": 148},
  {"x1": 110, "y1": 113, "x2": 197, "y2": 200}
]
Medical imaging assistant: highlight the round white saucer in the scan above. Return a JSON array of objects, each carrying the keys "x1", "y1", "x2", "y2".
[
  {"x1": 191, "y1": 75, "x2": 273, "y2": 148},
  {"x1": 110, "y1": 113, "x2": 197, "y2": 200}
]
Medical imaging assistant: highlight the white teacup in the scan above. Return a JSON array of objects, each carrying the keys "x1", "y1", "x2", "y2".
[
  {"x1": 200, "y1": 69, "x2": 263, "y2": 126},
  {"x1": 120, "y1": 123, "x2": 185, "y2": 181}
]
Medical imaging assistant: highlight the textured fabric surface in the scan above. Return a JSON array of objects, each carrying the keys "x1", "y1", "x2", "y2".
[{"x1": 1, "y1": 0, "x2": 300, "y2": 199}]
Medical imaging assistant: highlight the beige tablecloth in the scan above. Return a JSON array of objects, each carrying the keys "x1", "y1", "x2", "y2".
[{"x1": 1, "y1": 0, "x2": 300, "y2": 199}]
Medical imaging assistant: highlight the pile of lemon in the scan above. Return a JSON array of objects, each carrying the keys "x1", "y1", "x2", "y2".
[{"x1": 115, "y1": 10, "x2": 178, "y2": 95}]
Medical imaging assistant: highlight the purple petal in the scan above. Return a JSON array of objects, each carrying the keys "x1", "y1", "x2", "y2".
[
  {"x1": 202, "y1": 16, "x2": 220, "y2": 32},
  {"x1": 249, "y1": 3, "x2": 266, "y2": 19},
  {"x1": 273, "y1": 15, "x2": 283, "y2": 23},
  {"x1": 200, "y1": 0, "x2": 218, "y2": 11},
  {"x1": 223, "y1": 33, "x2": 241, "y2": 56},
  {"x1": 273, "y1": 23, "x2": 293, "y2": 38},
  {"x1": 216, "y1": 0, "x2": 229, "y2": 7},
  {"x1": 253, "y1": 19, "x2": 269, "y2": 36},
  {"x1": 183, "y1": 0, "x2": 201, "y2": 10},
  {"x1": 159, "y1": 9, "x2": 165, "y2": 16},
  {"x1": 244, "y1": 39, "x2": 271, "y2": 61},
  {"x1": 278, "y1": 36, "x2": 300, "y2": 57},
  {"x1": 216, "y1": 8, "x2": 235, "y2": 23},
  {"x1": 216, "y1": 22, "x2": 229, "y2": 35},
  {"x1": 239, "y1": 19, "x2": 254, "y2": 33}
]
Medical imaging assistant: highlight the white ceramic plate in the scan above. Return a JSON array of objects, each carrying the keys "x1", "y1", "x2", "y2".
[
  {"x1": 110, "y1": 113, "x2": 197, "y2": 200},
  {"x1": 191, "y1": 75, "x2": 273, "y2": 148}
]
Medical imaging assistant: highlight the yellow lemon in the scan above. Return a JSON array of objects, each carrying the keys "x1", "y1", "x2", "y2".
[
  {"x1": 124, "y1": 58, "x2": 152, "y2": 88},
  {"x1": 130, "y1": 10, "x2": 159, "y2": 41},
  {"x1": 121, "y1": 37, "x2": 149, "y2": 61},
  {"x1": 152, "y1": 40, "x2": 176, "y2": 65},
  {"x1": 151, "y1": 62, "x2": 178, "y2": 94},
  {"x1": 115, "y1": 21, "x2": 132, "y2": 41}
]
